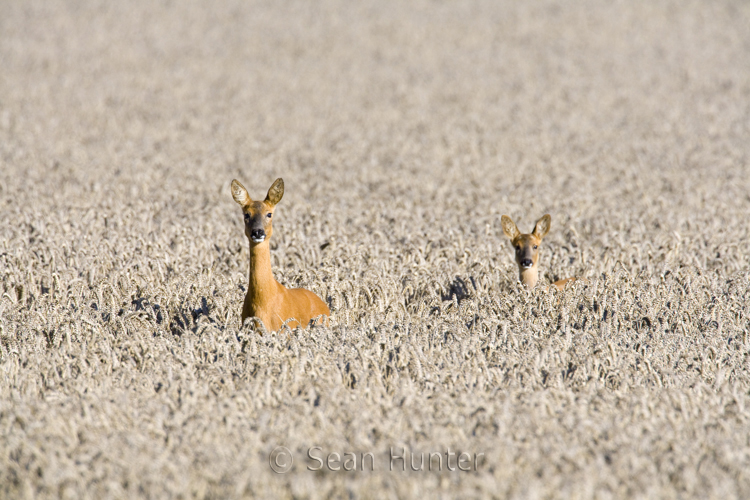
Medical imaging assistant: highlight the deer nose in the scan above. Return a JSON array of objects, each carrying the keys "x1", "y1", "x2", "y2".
[
  {"x1": 520, "y1": 259, "x2": 533, "y2": 268},
  {"x1": 250, "y1": 229, "x2": 265, "y2": 242}
]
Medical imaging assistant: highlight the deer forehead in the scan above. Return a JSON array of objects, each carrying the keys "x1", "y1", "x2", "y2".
[
  {"x1": 512, "y1": 234, "x2": 542, "y2": 249},
  {"x1": 244, "y1": 200, "x2": 274, "y2": 217}
]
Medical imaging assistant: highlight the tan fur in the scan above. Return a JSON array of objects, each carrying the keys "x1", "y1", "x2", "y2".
[
  {"x1": 232, "y1": 178, "x2": 330, "y2": 332},
  {"x1": 501, "y1": 214, "x2": 578, "y2": 291}
]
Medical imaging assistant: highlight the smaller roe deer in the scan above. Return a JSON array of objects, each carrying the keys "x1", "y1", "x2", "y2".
[
  {"x1": 501, "y1": 214, "x2": 577, "y2": 291},
  {"x1": 231, "y1": 178, "x2": 330, "y2": 332}
]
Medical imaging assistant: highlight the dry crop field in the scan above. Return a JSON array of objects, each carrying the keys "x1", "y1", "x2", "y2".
[{"x1": 2, "y1": 0, "x2": 750, "y2": 498}]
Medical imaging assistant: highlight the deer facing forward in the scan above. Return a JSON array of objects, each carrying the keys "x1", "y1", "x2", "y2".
[
  {"x1": 501, "y1": 214, "x2": 577, "y2": 291},
  {"x1": 231, "y1": 178, "x2": 330, "y2": 331}
]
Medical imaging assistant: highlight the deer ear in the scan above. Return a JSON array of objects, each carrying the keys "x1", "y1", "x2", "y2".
[
  {"x1": 501, "y1": 215, "x2": 520, "y2": 240},
  {"x1": 265, "y1": 178, "x2": 284, "y2": 206},
  {"x1": 231, "y1": 179, "x2": 252, "y2": 207},
  {"x1": 533, "y1": 214, "x2": 551, "y2": 239}
]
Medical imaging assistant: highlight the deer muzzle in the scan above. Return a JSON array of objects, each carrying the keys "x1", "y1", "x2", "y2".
[{"x1": 250, "y1": 229, "x2": 266, "y2": 243}]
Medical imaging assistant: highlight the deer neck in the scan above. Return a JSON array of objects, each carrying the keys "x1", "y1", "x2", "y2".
[
  {"x1": 247, "y1": 241, "x2": 278, "y2": 304},
  {"x1": 519, "y1": 266, "x2": 539, "y2": 288}
]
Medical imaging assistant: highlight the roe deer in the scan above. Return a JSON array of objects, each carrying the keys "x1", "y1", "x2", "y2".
[
  {"x1": 501, "y1": 214, "x2": 578, "y2": 291},
  {"x1": 231, "y1": 178, "x2": 330, "y2": 331}
]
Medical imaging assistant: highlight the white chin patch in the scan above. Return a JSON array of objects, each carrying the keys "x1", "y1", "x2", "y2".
[{"x1": 251, "y1": 236, "x2": 265, "y2": 243}]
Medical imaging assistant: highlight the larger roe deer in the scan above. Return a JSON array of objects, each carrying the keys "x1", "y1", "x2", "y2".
[
  {"x1": 231, "y1": 178, "x2": 330, "y2": 332},
  {"x1": 501, "y1": 214, "x2": 578, "y2": 291}
]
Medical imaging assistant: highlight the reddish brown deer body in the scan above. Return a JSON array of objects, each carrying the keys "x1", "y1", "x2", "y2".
[
  {"x1": 231, "y1": 178, "x2": 330, "y2": 331},
  {"x1": 501, "y1": 214, "x2": 577, "y2": 291}
]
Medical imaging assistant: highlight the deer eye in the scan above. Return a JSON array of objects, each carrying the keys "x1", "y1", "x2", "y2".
[
  {"x1": 515, "y1": 245, "x2": 520, "y2": 251},
  {"x1": 266, "y1": 213, "x2": 272, "y2": 218},
  {"x1": 243, "y1": 213, "x2": 250, "y2": 221},
  {"x1": 533, "y1": 245, "x2": 538, "y2": 250}
]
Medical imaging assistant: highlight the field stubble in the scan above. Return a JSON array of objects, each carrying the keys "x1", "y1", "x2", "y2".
[{"x1": 1, "y1": 0, "x2": 750, "y2": 498}]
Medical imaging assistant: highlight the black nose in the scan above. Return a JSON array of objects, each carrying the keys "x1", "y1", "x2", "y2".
[
  {"x1": 250, "y1": 229, "x2": 265, "y2": 240},
  {"x1": 520, "y1": 259, "x2": 533, "y2": 268}
]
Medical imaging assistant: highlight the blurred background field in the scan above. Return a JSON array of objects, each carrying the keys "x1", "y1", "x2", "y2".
[{"x1": 1, "y1": 0, "x2": 749, "y2": 497}]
